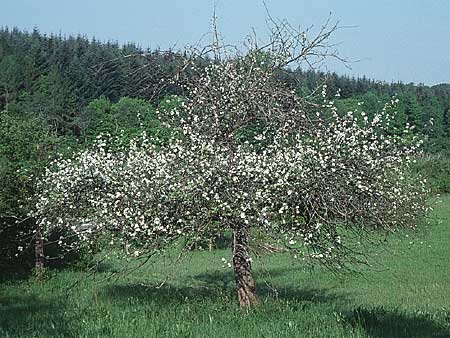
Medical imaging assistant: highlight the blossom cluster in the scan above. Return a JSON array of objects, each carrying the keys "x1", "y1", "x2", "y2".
[{"x1": 32, "y1": 50, "x2": 429, "y2": 267}]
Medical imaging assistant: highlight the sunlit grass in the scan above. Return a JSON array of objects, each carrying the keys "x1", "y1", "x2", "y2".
[{"x1": 1, "y1": 197, "x2": 449, "y2": 338}]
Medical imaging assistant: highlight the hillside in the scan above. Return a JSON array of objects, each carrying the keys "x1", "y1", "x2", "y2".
[{"x1": 1, "y1": 27, "x2": 449, "y2": 152}]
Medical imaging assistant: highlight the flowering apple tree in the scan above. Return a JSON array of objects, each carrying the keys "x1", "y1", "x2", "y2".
[{"x1": 32, "y1": 19, "x2": 428, "y2": 306}]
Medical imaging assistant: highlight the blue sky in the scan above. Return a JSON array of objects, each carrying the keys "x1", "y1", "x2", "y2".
[{"x1": 1, "y1": 0, "x2": 449, "y2": 85}]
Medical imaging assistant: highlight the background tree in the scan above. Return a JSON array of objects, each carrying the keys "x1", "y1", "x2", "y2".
[
  {"x1": 1, "y1": 26, "x2": 449, "y2": 154},
  {"x1": 0, "y1": 55, "x2": 22, "y2": 111},
  {"x1": 0, "y1": 111, "x2": 59, "y2": 273}
]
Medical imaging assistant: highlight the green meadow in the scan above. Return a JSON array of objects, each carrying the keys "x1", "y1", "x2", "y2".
[{"x1": 1, "y1": 197, "x2": 449, "y2": 338}]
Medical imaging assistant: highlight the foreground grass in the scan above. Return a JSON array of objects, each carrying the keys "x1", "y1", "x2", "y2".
[{"x1": 1, "y1": 197, "x2": 450, "y2": 338}]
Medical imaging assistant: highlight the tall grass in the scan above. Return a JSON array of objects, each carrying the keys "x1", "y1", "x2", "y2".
[{"x1": 1, "y1": 196, "x2": 449, "y2": 338}]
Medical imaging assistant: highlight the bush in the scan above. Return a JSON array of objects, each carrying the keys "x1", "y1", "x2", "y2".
[{"x1": 412, "y1": 154, "x2": 450, "y2": 194}]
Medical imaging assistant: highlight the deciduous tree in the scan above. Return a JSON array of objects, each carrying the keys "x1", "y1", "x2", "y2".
[{"x1": 33, "y1": 18, "x2": 428, "y2": 306}]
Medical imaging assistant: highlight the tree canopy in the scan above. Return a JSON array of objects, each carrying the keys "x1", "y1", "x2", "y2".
[{"x1": 30, "y1": 22, "x2": 429, "y2": 306}]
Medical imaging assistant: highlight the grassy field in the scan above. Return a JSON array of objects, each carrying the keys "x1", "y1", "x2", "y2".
[{"x1": 1, "y1": 197, "x2": 449, "y2": 338}]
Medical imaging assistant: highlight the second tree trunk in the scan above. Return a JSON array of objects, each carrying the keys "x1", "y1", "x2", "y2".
[{"x1": 35, "y1": 229, "x2": 45, "y2": 275}]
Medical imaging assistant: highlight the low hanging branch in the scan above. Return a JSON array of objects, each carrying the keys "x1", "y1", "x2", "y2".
[{"x1": 31, "y1": 14, "x2": 429, "y2": 307}]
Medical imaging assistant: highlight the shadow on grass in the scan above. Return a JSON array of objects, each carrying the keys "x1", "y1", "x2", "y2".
[
  {"x1": 105, "y1": 269, "x2": 450, "y2": 337},
  {"x1": 105, "y1": 267, "x2": 346, "y2": 307},
  {"x1": 0, "y1": 262, "x2": 35, "y2": 283},
  {"x1": 346, "y1": 307, "x2": 450, "y2": 338},
  {"x1": 191, "y1": 267, "x2": 344, "y2": 304},
  {"x1": 0, "y1": 294, "x2": 79, "y2": 338},
  {"x1": 106, "y1": 281, "x2": 343, "y2": 306}
]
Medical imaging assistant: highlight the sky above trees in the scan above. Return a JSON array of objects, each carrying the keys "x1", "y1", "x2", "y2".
[{"x1": 1, "y1": 0, "x2": 449, "y2": 85}]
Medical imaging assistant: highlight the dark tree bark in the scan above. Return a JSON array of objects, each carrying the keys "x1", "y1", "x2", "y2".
[
  {"x1": 35, "y1": 229, "x2": 45, "y2": 271},
  {"x1": 232, "y1": 226, "x2": 259, "y2": 307}
]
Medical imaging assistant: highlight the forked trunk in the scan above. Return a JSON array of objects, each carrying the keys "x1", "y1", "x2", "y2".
[
  {"x1": 35, "y1": 230, "x2": 45, "y2": 270},
  {"x1": 232, "y1": 226, "x2": 259, "y2": 307}
]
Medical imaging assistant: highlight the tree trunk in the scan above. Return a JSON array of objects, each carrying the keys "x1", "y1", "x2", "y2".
[
  {"x1": 4, "y1": 86, "x2": 9, "y2": 112},
  {"x1": 232, "y1": 226, "x2": 259, "y2": 307},
  {"x1": 208, "y1": 238, "x2": 214, "y2": 252},
  {"x1": 35, "y1": 230, "x2": 45, "y2": 271}
]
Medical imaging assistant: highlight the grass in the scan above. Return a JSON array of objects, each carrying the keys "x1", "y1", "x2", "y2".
[{"x1": 1, "y1": 197, "x2": 450, "y2": 338}]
